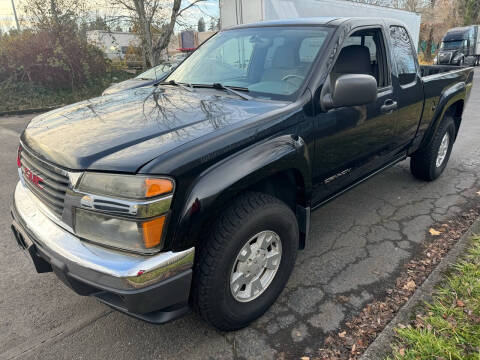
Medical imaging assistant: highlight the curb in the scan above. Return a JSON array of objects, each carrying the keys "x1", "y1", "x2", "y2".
[
  {"x1": 0, "y1": 106, "x2": 59, "y2": 117},
  {"x1": 360, "y1": 217, "x2": 480, "y2": 360}
]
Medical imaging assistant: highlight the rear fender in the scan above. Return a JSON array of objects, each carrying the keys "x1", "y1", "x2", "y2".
[
  {"x1": 172, "y1": 135, "x2": 311, "y2": 250},
  {"x1": 417, "y1": 81, "x2": 466, "y2": 152}
]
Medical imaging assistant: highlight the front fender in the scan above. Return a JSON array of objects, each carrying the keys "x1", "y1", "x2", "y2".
[{"x1": 172, "y1": 134, "x2": 311, "y2": 250}]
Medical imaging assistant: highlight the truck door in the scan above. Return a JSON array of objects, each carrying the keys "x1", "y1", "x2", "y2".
[
  {"x1": 388, "y1": 25, "x2": 424, "y2": 151},
  {"x1": 311, "y1": 26, "x2": 400, "y2": 204}
]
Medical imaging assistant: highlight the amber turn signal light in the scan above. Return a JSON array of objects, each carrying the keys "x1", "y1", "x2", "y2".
[
  {"x1": 142, "y1": 216, "x2": 166, "y2": 248},
  {"x1": 145, "y1": 179, "x2": 174, "y2": 198}
]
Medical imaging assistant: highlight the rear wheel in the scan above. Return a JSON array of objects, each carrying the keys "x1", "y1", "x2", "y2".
[
  {"x1": 410, "y1": 115, "x2": 456, "y2": 181},
  {"x1": 193, "y1": 192, "x2": 298, "y2": 331}
]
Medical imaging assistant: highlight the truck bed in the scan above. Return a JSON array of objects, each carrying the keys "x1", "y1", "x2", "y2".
[
  {"x1": 420, "y1": 65, "x2": 473, "y2": 77},
  {"x1": 412, "y1": 65, "x2": 474, "y2": 151}
]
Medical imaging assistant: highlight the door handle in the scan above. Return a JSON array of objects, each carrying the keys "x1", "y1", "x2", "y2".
[{"x1": 381, "y1": 99, "x2": 398, "y2": 114}]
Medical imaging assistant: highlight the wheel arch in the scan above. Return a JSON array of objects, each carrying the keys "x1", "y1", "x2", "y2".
[
  {"x1": 417, "y1": 85, "x2": 466, "y2": 153},
  {"x1": 445, "y1": 99, "x2": 464, "y2": 140},
  {"x1": 172, "y1": 135, "x2": 312, "y2": 251}
]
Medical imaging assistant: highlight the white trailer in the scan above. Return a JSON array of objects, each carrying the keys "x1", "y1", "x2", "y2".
[{"x1": 219, "y1": 0, "x2": 421, "y2": 49}]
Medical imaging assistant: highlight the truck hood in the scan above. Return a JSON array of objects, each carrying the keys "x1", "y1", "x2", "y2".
[
  {"x1": 22, "y1": 86, "x2": 286, "y2": 172},
  {"x1": 101, "y1": 79, "x2": 154, "y2": 96}
]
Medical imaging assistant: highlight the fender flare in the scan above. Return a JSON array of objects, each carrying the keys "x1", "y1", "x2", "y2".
[
  {"x1": 418, "y1": 81, "x2": 466, "y2": 151},
  {"x1": 172, "y1": 134, "x2": 312, "y2": 250}
]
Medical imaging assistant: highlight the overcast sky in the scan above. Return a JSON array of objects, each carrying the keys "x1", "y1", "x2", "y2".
[{"x1": 0, "y1": 0, "x2": 220, "y2": 31}]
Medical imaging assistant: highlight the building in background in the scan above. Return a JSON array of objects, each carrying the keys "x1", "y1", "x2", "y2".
[
  {"x1": 87, "y1": 29, "x2": 216, "y2": 65},
  {"x1": 87, "y1": 31, "x2": 140, "y2": 60}
]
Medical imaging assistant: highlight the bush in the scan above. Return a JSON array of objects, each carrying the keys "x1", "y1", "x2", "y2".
[
  {"x1": 0, "y1": 27, "x2": 108, "y2": 90},
  {"x1": 0, "y1": 69, "x2": 135, "y2": 112}
]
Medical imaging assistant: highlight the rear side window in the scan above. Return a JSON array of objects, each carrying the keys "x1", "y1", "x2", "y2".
[{"x1": 390, "y1": 26, "x2": 417, "y2": 85}]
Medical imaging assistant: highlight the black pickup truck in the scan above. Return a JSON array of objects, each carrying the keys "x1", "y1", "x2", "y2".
[{"x1": 11, "y1": 17, "x2": 474, "y2": 331}]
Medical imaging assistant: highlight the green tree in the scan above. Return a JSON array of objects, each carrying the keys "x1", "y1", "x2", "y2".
[
  {"x1": 88, "y1": 16, "x2": 110, "y2": 31},
  {"x1": 197, "y1": 17, "x2": 205, "y2": 32},
  {"x1": 460, "y1": 0, "x2": 480, "y2": 25}
]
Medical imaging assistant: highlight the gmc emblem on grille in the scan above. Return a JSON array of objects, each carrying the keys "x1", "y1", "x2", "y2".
[{"x1": 23, "y1": 166, "x2": 44, "y2": 189}]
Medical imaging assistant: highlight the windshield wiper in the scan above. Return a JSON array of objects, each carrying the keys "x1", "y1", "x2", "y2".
[
  {"x1": 157, "y1": 79, "x2": 194, "y2": 92},
  {"x1": 192, "y1": 83, "x2": 251, "y2": 100},
  {"x1": 212, "y1": 83, "x2": 252, "y2": 100}
]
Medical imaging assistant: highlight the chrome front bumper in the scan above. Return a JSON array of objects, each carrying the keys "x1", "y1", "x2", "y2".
[{"x1": 12, "y1": 181, "x2": 194, "y2": 292}]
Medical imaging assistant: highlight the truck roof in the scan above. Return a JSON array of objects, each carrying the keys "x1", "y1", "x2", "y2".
[
  {"x1": 443, "y1": 26, "x2": 474, "y2": 41},
  {"x1": 226, "y1": 17, "x2": 407, "y2": 30}
]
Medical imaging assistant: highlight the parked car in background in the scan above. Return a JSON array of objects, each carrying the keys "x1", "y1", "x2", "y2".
[
  {"x1": 102, "y1": 62, "x2": 178, "y2": 95},
  {"x1": 435, "y1": 26, "x2": 480, "y2": 66}
]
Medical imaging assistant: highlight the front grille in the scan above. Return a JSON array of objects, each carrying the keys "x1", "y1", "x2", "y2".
[
  {"x1": 438, "y1": 53, "x2": 452, "y2": 64},
  {"x1": 19, "y1": 147, "x2": 69, "y2": 216}
]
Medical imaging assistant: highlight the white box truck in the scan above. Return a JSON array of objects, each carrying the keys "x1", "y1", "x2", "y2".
[{"x1": 220, "y1": 0, "x2": 422, "y2": 48}]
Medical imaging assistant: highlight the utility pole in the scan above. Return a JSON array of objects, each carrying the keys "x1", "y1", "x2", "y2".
[{"x1": 10, "y1": 0, "x2": 20, "y2": 32}]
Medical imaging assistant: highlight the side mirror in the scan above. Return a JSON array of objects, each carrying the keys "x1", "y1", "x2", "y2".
[{"x1": 321, "y1": 74, "x2": 378, "y2": 110}]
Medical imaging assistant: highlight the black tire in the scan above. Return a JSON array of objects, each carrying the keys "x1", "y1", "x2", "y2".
[
  {"x1": 193, "y1": 192, "x2": 298, "y2": 331},
  {"x1": 410, "y1": 115, "x2": 456, "y2": 181}
]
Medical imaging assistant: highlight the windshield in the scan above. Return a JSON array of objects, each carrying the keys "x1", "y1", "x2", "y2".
[
  {"x1": 440, "y1": 40, "x2": 465, "y2": 50},
  {"x1": 136, "y1": 64, "x2": 174, "y2": 80},
  {"x1": 166, "y1": 26, "x2": 332, "y2": 100}
]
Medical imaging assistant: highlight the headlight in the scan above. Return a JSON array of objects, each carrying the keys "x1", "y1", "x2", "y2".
[
  {"x1": 78, "y1": 173, "x2": 174, "y2": 199},
  {"x1": 433, "y1": 56, "x2": 438, "y2": 64},
  {"x1": 75, "y1": 209, "x2": 166, "y2": 254},
  {"x1": 74, "y1": 173, "x2": 174, "y2": 254}
]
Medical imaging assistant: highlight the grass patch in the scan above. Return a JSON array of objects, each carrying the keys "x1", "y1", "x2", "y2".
[
  {"x1": 388, "y1": 236, "x2": 480, "y2": 359},
  {"x1": 0, "y1": 70, "x2": 135, "y2": 112}
]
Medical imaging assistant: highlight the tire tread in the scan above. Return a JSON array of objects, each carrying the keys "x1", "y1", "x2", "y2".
[
  {"x1": 192, "y1": 192, "x2": 293, "y2": 330},
  {"x1": 410, "y1": 115, "x2": 455, "y2": 181}
]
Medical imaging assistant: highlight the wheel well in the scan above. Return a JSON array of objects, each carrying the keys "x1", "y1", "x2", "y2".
[
  {"x1": 446, "y1": 100, "x2": 464, "y2": 139},
  {"x1": 246, "y1": 169, "x2": 306, "y2": 212},
  {"x1": 246, "y1": 169, "x2": 307, "y2": 249},
  {"x1": 197, "y1": 169, "x2": 307, "y2": 250}
]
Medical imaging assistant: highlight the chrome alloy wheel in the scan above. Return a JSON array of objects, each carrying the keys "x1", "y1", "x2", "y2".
[
  {"x1": 230, "y1": 231, "x2": 282, "y2": 302},
  {"x1": 436, "y1": 132, "x2": 450, "y2": 168}
]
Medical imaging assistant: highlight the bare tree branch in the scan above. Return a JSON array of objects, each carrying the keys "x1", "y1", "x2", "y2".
[{"x1": 178, "y1": 0, "x2": 205, "y2": 16}]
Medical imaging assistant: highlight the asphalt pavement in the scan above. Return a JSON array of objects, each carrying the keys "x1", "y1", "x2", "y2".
[{"x1": 1, "y1": 71, "x2": 480, "y2": 360}]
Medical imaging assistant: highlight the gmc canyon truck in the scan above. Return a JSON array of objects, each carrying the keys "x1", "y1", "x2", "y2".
[{"x1": 11, "y1": 18, "x2": 473, "y2": 331}]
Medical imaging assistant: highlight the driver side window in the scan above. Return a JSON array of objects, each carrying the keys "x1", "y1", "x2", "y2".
[{"x1": 333, "y1": 28, "x2": 389, "y2": 88}]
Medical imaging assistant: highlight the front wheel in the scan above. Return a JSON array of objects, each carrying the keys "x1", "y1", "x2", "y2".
[
  {"x1": 410, "y1": 115, "x2": 456, "y2": 181},
  {"x1": 193, "y1": 192, "x2": 298, "y2": 331}
]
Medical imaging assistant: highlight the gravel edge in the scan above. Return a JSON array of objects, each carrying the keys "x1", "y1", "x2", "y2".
[{"x1": 360, "y1": 217, "x2": 480, "y2": 360}]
